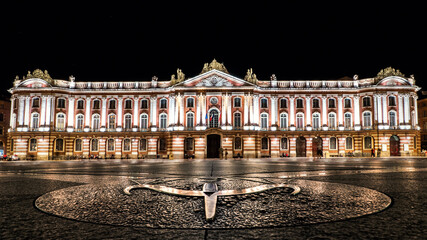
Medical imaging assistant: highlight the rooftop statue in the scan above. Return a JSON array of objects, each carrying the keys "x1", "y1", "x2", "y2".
[
  {"x1": 244, "y1": 68, "x2": 258, "y2": 84},
  {"x1": 201, "y1": 59, "x2": 229, "y2": 74}
]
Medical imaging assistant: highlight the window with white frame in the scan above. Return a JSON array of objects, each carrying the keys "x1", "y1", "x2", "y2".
[
  {"x1": 76, "y1": 114, "x2": 84, "y2": 130},
  {"x1": 186, "y1": 112, "x2": 194, "y2": 128},
  {"x1": 312, "y1": 113, "x2": 320, "y2": 129},
  {"x1": 345, "y1": 137, "x2": 353, "y2": 149},
  {"x1": 31, "y1": 113, "x2": 39, "y2": 129},
  {"x1": 328, "y1": 113, "x2": 336, "y2": 128},
  {"x1": 74, "y1": 139, "x2": 82, "y2": 152},
  {"x1": 187, "y1": 97, "x2": 194, "y2": 108},
  {"x1": 296, "y1": 113, "x2": 304, "y2": 129},
  {"x1": 108, "y1": 114, "x2": 116, "y2": 130},
  {"x1": 91, "y1": 139, "x2": 99, "y2": 151},
  {"x1": 124, "y1": 114, "x2": 132, "y2": 130},
  {"x1": 32, "y1": 97, "x2": 40, "y2": 108},
  {"x1": 56, "y1": 113, "x2": 66, "y2": 130},
  {"x1": 140, "y1": 114, "x2": 148, "y2": 129},
  {"x1": 139, "y1": 138, "x2": 147, "y2": 151},
  {"x1": 234, "y1": 97, "x2": 241, "y2": 108},
  {"x1": 389, "y1": 111, "x2": 397, "y2": 127},
  {"x1": 123, "y1": 138, "x2": 131, "y2": 151},
  {"x1": 260, "y1": 113, "x2": 268, "y2": 128},
  {"x1": 234, "y1": 112, "x2": 241, "y2": 128},
  {"x1": 330, "y1": 137, "x2": 337, "y2": 150},
  {"x1": 388, "y1": 95, "x2": 396, "y2": 106},
  {"x1": 363, "y1": 111, "x2": 372, "y2": 127},
  {"x1": 280, "y1": 113, "x2": 288, "y2": 129},
  {"x1": 107, "y1": 138, "x2": 115, "y2": 151},
  {"x1": 160, "y1": 98, "x2": 167, "y2": 109},
  {"x1": 362, "y1": 96, "x2": 371, "y2": 107},
  {"x1": 92, "y1": 114, "x2": 100, "y2": 130},
  {"x1": 344, "y1": 112, "x2": 352, "y2": 129},
  {"x1": 261, "y1": 98, "x2": 268, "y2": 108},
  {"x1": 344, "y1": 98, "x2": 352, "y2": 108},
  {"x1": 159, "y1": 113, "x2": 167, "y2": 129}
]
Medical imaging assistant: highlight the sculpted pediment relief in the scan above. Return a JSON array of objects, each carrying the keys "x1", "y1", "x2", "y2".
[
  {"x1": 179, "y1": 70, "x2": 254, "y2": 88},
  {"x1": 195, "y1": 75, "x2": 234, "y2": 87}
]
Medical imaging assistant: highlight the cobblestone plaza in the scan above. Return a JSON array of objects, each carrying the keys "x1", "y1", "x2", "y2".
[{"x1": 1, "y1": 157, "x2": 426, "y2": 239}]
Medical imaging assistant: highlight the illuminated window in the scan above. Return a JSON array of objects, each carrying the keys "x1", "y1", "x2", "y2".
[
  {"x1": 56, "y1": 113, "x2": 66, "y2": 130},
  {"x1": 108, "y1": 114, "x2": 116, "y2": 130},
  {"x1": 330, "y1": 137, "x2": 337, "y2": 150},
  {"x1": 29, "y1": 138, "x2": 37, "y2": 152},
  {"x1": 107, "y1": 138, "x2": 115, "y2": 151},
  {"x1": 208, "y1": 109, "x2": 219, "y2": 128},
  {"x1": 74, "y1": 139, "x2": 82, "y2": 152},
  {"x1": 55, "y1": 139, "x2": 64, "y2": 151},
  {"x1": 123, "y1": 138, "x2": 131, "y2": 151},
  {"x1": 280, "y1": 113, "x2": 288, "y2": 129}
]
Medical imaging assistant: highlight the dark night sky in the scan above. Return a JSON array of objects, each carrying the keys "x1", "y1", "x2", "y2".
[{"x1": 3, "y1": 3, "x2": 426, "y2": 95}]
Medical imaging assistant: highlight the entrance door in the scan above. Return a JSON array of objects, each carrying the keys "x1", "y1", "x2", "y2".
[
  {"x1": 390, "y1": 135, "x2": 400, "y2": 156},
  {"x1": 312, "y1": 137, "x2": 322, "y2": 157},
  {"x1": 207, "y1": 134, "x2": 221, "y2": 158},
  {"x1": 296, "y1": 136, "x2": 306, "y2": 157}
]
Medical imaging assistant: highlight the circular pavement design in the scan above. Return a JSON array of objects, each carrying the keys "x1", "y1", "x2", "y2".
[{"x1": 35, "y1": 178, "x2": 391, "y2": 229}]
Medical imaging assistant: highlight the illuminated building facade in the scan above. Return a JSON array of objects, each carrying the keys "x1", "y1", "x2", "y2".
[{"x1": 7, "y1": 61, "x2": 421, "y2": 160}]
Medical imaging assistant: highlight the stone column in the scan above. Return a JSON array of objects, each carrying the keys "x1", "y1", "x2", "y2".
[
  {"x1": 404, "y1": 94, "x2": 410, "y2": 124},
  {"x1": 202, "y1": 94, "x2": 207, "y2": 126},
  {"x1": 305, "y1": 95, "x2": 311, "y2": 128},
  {"x1": 40, "y1": 96, "x2": 46, "y2": 127},
  {"x1": 221, "y1": 94, "x2": 227, "y2": 126},
  {"x1": 337, "y1": 96, "x2": 343, "y2": 128},
  {"x1": 253, "y1": 95, "x2": 259, "y2": 126},
  {"x1": 150, "y1": 96, "x2": 157, "y2": 128},
  {"x1": 227, "y1": 93, "x2": 232, "y2": 126},
  {"x1": 169, "y1": 95, "x2": 176, "y2": 127},
  {"x1": 18, "y1": 96, "x2": 25, "y2": 127},
  {"x1": 382, "y1": 94, "x2": 388, "y2": 127},
  {"x1": 413, "y1": 95, "x2": 419, "y2": 126},
  {"x1": 117, "y1": 97, "x2": 123, "y2": 131},
  {"x1": 85, "y1": 97, "x2": 91, "y2": 128},
  {"x1": 376, "y1": 94, "x2": 383, "y2": 125},
  {"x1": 354, "y1": 95, "x2": 360, "y2": 129},
  {"x1": 133, "y1": 97, "x2": 139, "y2": 130},
  {"x1": 196, "y1": 94, "x2": 201, "y2": 126},
  {"x1": 9, "y1": 97, "x2": 15, "y2": 128},
  {"x1": 179, "y1": 95, "x2": 184, "y2": 126},
  {"x1": 244, "y1": 93, "x2": 249, "y2": 126},
  {"x1": 67, "y1": 97, "x2": 75, "y2": 131},
  {"x1": 398, "y1": 95, "x2": 404, "y2": 125},
  {"x1": 271, "y1": 95, "x2": 278, "y2": 127},
  {"x1": 101, "y1": 97, "x2": 107, "y2": 130},
  {"x1": 321, "y1": 96, "x2": 327, "y2": 128},
  {"x1": 289, "y1": 96, "x2": 295, "y2": 127},
  {"x1": 24, "y1": 96, "x2": 30, "y2": 127},
  {"x1": 45, "y1": 96, "x2": 53, "y2": 127}
]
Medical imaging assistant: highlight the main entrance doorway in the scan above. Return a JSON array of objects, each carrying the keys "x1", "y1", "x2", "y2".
[
  {"x1": 312, "y1": 137, "x2": 322, "y2": 157},
  {"x1": 296, "y1": 136, "x2": 306, "y2": 157},
  {"x1": 390, "y1": 135, "x2": 400, "y2": 156},
  {"x1": 207, "y1": 134, "x2": 221, "y2": 158}
]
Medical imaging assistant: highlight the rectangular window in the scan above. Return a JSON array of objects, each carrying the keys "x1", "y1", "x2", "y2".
[
  {"x1": 328, "y1": 99, "x2": 336, "y2": 108},
  {"x1": 139, "y1": 139, "x2": 147, "y2": 151},
  {"x1": 77, "y1": 100, "x2": 84, "y2": 109},
  {"x1": 330, "y1": 137, "x2": 337, "y2": 150},
  {"x1": 280, "y1": 98, "x2": 287, "y2": 108},
  {"x1": 344, "y1": 99, "x2": 351, "y2": 108},
  {"x1": 296, "y1": 99, "x2": 303, "y2": 108},
  {"x1": 234, "y1": 98, "x2": 241, "y2": 108},
  {"x1": 185, "y1": 138, "x2": 194, "y2": 151},
  {"x1": 141, "y1": 99, "x2": 148, "y2": 109},
  {"x1": 312, "y1": 99, "x2": 320, "y2": 108},
  {"x1": 29, "y1": 139, "x2": 37, "y2": 152},
  {"x1": 281, "y1": 138, "x2": 288, "y2": 149},
  {"x1": 57, "y1": 99, "x2": 66, "y2": 108},
  {"x1": 362, "y1": 97, "x2": 371, "y2": 107},
  {"x1": 32, "y1": 98, "x2": 40, "y2": 108},
  {"x1": 187, "y1": 98, "x2": 194, "y2": 108},
  {"x1": 93, "y1": 100, "x2": 100, "y2": 109}
]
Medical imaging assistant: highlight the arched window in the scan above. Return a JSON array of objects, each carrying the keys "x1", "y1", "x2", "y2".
[
  {"x1": 159, "y1": 113, "x2": 167, "y2": 129},
  {"x1": 140, "y1": 114, "x2": 148, "y2": 130},
  {"x1": 186, "y1": 112, "x2": 194, "y2": 128},
  {"x1": 281, "y1": 137, "x2": 288, "y2": 149},
  {"x1": 123, "y1": 138, "x2": 131, "y2": 151},
  {"x1": 208, "y1": 109, "x2": 219, "y2": 128},
  {"x1": 296, "y1": 113, "x2": 304, "y2": 129},
  {"x1": 108, "y1": 114, "x2": 116, "y2": 130},
  {"x1": 261, "y1": 98, "x2": 268, "y2": 108},
  {"x1": 388, "y1": 95, "x2": 396, "y2": 106},
  {"x1": 261, "y1": 137, "x2": 269, "y2": 150},
  {"x1": 107, "y1": 138, "x2": 115, "y2": 151},
  {"x1": 74, "y1": 139, "x2": 82, "y2": 152},
  {"x1": 109, "y1": 99, "x2": 116, "y2": 109},
  {"x1": 139, "y1": 139, "x2": 147, "y2": 151},
  {"x1": 93, "y1": 99, "x2": 100, "y2": 109},
  {"x1": 280, "y1": 98, "x2": 288, "y2": 108},
  {"x1": 56, "y1": 113, "x2": 66, "y2": 130},
  {"x1": 160, "y1": 98, "x2": 167, "y2": 109},
  {"x1": 234, "y1": 97, "x2": 241, "y2": 108},
  {"x1": 124, "y1": 114, "x2": 132, "y2": 130},
  {"x1": 389, "y1": 111, "x2": 397, "y2": 127},
  {"x1": 328, "y1": 98, "x2": 336, "y2": 108},
  {"x1": 345, "y1": 137, "x2": 353, "y2": 149},
  {"x1": 234, "y1": 112, "x2": 241, "y2": 128},
  {"x1": 76, "y1": 114, "x2": 84, "y2": 130},
  {"x1": 296, "y1": 98, "x2": 304, "y2": 108},
  {"x1": 344, "y1": 112, "x2": 352, "y2": 129},
  {"x1": 57, "y1": 98, "x2": 66, "y2": 108},
  {"x1": 312, "y1": 98, "x2": 320, "y2": 108},
  {"x1": 29, "y1": 138, "x2": 37, "y2": 152},
  {"x1": 312, "y1": 113, "x2": 320, "y2": 129},
  {"x1": 186, "y1": 97, "x2": 194, "y2": 108},
  {"x1": 124, "y1": 99, "x2": 132, "y2": 109},
  {"x1": 344, "y1": 98, "x2": 352, "y2": 108},
  {"x1": 92, "y1": 114, "x2": 100, "y2": 131},
  {"x1": 234, "y1": 137, "x2": 242, "y2": 150},
  {"x1": 260, "y1": 113, "x2": 268, "y2": 129},
  {"x1": 76, "y1": 99, "x2": 84, "y2": 109},
  {"x1": 55, "y1": 138, "x2": 64, "y2": 151},
  {"x1": 362, "y1": 96, "x2": 371, "y2": 107},
  {"x1": 280, "y1": 113, "x2": 288, "y2": 129},
  {"x1": 91, "y1": 139, "x2": 99, "y2": 152},
  {"x1": 140, "y1": 99, "x2": 148, "y2": 109},
  {"x1": 31, "y1": 113, "x2": 39, "y2": 129},
  {"x1": 364, "y1": 136, "x2": 373, "y2": 149},
  {"x1": 330, "y1": 137, "x2": 337, "y2": 150},
  {"x1": 328, "y1": 112, "x2": 336, "y2": 129},
  {"x1": 363, "y1": 111, "x2": 372, "y2": 128}
]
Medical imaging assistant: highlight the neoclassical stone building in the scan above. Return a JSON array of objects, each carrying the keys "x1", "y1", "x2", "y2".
[{"x1": 7, "y1": 61, "x2": 421, "y2": 160}]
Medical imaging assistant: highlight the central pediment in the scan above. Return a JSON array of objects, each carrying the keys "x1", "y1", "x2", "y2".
[{"x1": 175, "y1": 69, "x2": 255, "y2": 88}]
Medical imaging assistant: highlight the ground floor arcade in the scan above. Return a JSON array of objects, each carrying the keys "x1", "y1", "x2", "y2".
[{"x1": 8, "y1": 130, "x2": 420, "y2": 160}]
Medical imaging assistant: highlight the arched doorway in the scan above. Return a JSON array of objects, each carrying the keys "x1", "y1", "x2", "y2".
[
  {"x1": 296, "y1": 136, "x2": 306, "y2": 157},
  {"x1": 312, "y1": 137, "x2": 322, "y2": 157},
  {"x1": 390, "y1": 135, "x2": 400, "y2": 156},
  {"x1": 207, "y1": 134, "x2": 221, "y2": 158}
]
